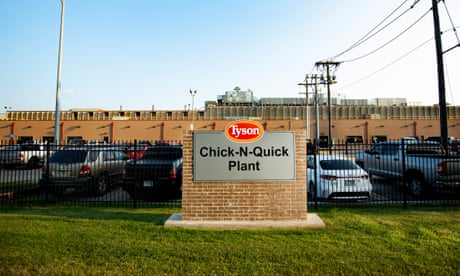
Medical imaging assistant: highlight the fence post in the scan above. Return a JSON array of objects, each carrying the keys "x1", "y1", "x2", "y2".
[
  {"x1": 401, "y1": 138, "x2": 407, "y2": 209},
  {"x1": 133, "y1": 139, "x2": 137, "y2": 208},
  {"x1": 313, "y1": 151, "x2": 318, "y2": 209},
  {"x1": 44, "y1": 143, "x2": 50, "y2": 203}
]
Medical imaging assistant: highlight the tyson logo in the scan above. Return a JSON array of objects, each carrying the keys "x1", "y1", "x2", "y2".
[{"x1": 225, "y1": 120, "x2": 264, "y2": 143}]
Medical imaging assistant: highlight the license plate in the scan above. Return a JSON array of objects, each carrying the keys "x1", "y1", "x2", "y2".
[
  {"x1": 344, "y1": 180, "x2": 355, "y2": 186},
  {"x1": 143, "y1": 180, "x2": 154, "y2": 187},
  {"x1": 55, "y1": 171, "x2": 69, "y2": 177}
]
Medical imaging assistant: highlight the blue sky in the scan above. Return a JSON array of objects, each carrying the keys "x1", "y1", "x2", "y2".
[{"x1": 1, "y1": 0, "x2": 459, "y2": 111}]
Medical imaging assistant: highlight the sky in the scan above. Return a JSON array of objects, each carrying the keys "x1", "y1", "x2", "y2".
[{"x1": 1, "y1": 0, "x2": 459, "y2": 111}]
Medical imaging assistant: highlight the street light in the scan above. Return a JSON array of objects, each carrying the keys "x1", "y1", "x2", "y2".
[
  {"x1": 54, "y1": 0, "x2": 65, "y2": 145},
  {"x1": 2, "y1": 106, "x2": 11, "y2": 121},
  {"x1": 189, "y1": 89, "x2": 197, "y2": 130}
]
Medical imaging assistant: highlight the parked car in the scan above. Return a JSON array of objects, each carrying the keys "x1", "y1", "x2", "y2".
[
  {"x1": 307, "y1": 155, "x2": 372, "y2": 200},
  {"x1": 125, "y1": 142, "x2": 151, "y2": 159},
  {"x1": 0, "y1": 143, "x2": 46, "y2": 169},
  {"x1": 401, "y1": 136, "x2": 418, "y2": 143},
  {"x1": 306, "y1": 139, "x2": 316, "y2": 155},
  {"x1": 121, "y1": 143, "x2": 183, "y2": 200},
  {"x1": 40, "y1": 146, "x2": 129, "y2": 196},
  {"x1": 355, "y1": 141, "x2": 460, "y2": 196},
  {"x1": 424, "y1": 136, "x2": 458, "y2": 154},
  {"x1": 424, "y1": 136, "x2": 455, "y2": 144}
]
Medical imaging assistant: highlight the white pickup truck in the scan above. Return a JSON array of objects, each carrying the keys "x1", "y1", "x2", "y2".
[
  {"x1": 355, "y1": 141, "x2": 460, "y2": 196},
  {"x1": 0, "y1": 143, "x2": 46, "y2": 169}
]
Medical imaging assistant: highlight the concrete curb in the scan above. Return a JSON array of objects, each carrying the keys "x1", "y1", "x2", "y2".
[{"x1": 164, "y1": 213, "x2": 326, "y2": 230}]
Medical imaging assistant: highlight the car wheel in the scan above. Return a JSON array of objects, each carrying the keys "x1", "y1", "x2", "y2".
[
  {"x1": 93, "y1": 175, "x2": 109, "y2": 196},
  {"x1": 368, "y1": 173, "x2": 375, "y2": 183},
  {"x1": 27, "y1": 157, "x2": 39, "y2": 169},
  {"x1": 125, "y1": 189, "x2": 138, "y2": 200},
  {"x1": 176, "y1": 183, "x2": 183, "y2": 198},
  {"x1": 409, "y1": 175, "x2": 426, "y2": 197},
  {"x1": 48, "y1": 187, "x2": 66, "y2": 197}
]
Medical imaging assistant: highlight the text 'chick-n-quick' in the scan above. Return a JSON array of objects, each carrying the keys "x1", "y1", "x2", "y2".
[{"x1": 193, "y1": 121, "x2": 296, "y2": 181}]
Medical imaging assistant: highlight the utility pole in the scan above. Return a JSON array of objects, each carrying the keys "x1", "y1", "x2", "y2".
[
  {"x1": 298, "y1": 79, "x2": 311, "y2": 140},
  {"x1": 299, "y1": 74, "x2": 321, "y2": 147},
  {"x1": 432, "y1": 0, "x2": 448, "y2": 151},
  {"x1": 315, "y1": 61, "x2": 340, "y2": 153},
  {"x1": 307, "y1": 74, "x2": 321, "y2": 151},
  {"x1": 312, "y1": 75, "x2": 320, "y2": 150}
]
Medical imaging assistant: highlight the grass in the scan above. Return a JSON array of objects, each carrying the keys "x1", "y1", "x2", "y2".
[{"x1": 0, "y1": 205, "x2": 459, "y2": 275}]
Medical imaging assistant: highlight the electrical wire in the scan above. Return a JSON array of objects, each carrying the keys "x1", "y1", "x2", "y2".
[
  {"x1": 336, "y1": 37, "x2": 433, "y2": 92},
  {"x1": 331, "y1": 0, "x2": 415, "y2": 60},
  {"x1": 441, "y1": 0, "x2": 459, "y2": 105},
  {"x1": 444, "y1": 57, "x2": 455, "y2": 105},
  {"x1": 337, "y1": 24, "x2": 460, "y2": 93},
  {"x1": 442, "y1": 0, "x2": 460, "y2": 44},
  {"x1": 312, "y1": 1, "x2": 459, "y2": 105},
  {"x1": 342, "y1": 7, "x2": 432, "y2": 63}
]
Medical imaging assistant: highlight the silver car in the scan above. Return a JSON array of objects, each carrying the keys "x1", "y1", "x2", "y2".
[{"x1": 40, "y1": 146, "x2": 129, "y2": 196}]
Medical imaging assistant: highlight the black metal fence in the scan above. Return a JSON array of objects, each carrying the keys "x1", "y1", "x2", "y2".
[{"x1": 1, "y1": 140, "x2": 459, "y2": 208}]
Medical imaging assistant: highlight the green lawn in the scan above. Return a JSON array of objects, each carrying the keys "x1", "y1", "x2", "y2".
[{"x1": 1, "y1": 205, "x2": 459, "y2": 275}]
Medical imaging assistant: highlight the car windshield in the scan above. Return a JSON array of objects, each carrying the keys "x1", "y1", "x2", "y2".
[
  {"x1": 319, "y1": 160, "x2": 359, "y2": 170},
  {"x1": 406, "y1": 144, "x2": 445, "y2": 155},
  {"x1": 127, "y1": 145, "x2": 147, "y2": 151},
  {"x1": 49, "y1": 150, "x2": 88, "y2": 163},
  {"x1": 20, "y1": 144, "x2": 41, "y2": 150}
]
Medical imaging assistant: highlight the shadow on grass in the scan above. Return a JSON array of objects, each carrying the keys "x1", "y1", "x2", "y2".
[
  {"x1": 2, "y1": 201, "x2": 459, "y2": 229},
  {"x1": 0, "y1": 205, "x2": 179, "y2": 226},
  {"x1": 311, "y1": 204, "x2": 460, "y2": 220}
]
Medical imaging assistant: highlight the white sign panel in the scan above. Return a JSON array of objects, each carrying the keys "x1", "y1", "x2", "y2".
[{"x1": 193, "y1": 131, "x2": 296, "y2": 181}]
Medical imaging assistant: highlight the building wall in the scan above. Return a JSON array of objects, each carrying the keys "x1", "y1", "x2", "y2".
[
  {"x1": 0, "y1": 118, "x2": 459, "y2": 144},
  {"x1": 1, "y1": 105, "x2": 460, "y2": 144}
]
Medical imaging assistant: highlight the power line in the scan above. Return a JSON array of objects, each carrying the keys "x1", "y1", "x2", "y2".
[
  {"x1": 442, "y1": 0, "x2": 460, "y2": 45},
  {"x1": 444, "y1": 57, "x2": 455, "y2": 105},
  {"x1": 336, "y1": 24, "x2": 460, "y2": 92},
  {"x1": 337, "y1": 37, "x2": 433, "y2": 92},
  {"x1": 342, "y1": 7, "x2": 432, "y2": 63},
  {"x1": 441, "y1": 0, "x2": 460, "y2": 54},
  {"x1": 331, "y1": 0, "x2": 418, "y2": 60}
]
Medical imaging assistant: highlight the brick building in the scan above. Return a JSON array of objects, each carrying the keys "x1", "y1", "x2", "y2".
[{"x1": 1, "y1": 105, "x2": 459, "y2": 145}]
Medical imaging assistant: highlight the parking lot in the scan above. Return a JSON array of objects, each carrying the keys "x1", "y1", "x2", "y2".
[
  {"x1": 1, "y1": 139, "x2": 458, "y2": 206},
  {"x1": 1, "y1": 165, "x2": 458, "y2": 207}
]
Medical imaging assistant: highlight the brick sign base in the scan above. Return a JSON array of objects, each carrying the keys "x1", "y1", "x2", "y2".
[{"x1": 165, "y1": 129, "x2": 325, "y2": 229}]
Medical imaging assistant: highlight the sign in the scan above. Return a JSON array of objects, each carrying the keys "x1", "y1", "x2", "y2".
[
  {"x1": 225, "y1": 120, "x2": 264, "y2": 143},
  {"x1": 193, "y1": 130, "x2": 295, "y2": 181}
]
